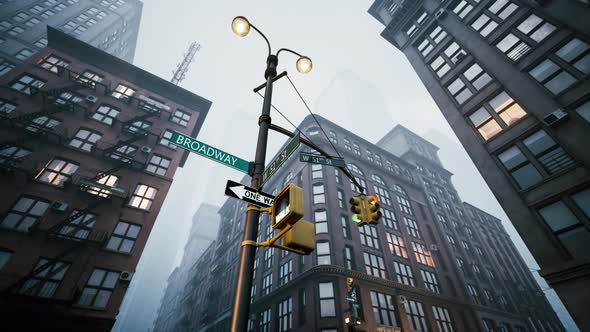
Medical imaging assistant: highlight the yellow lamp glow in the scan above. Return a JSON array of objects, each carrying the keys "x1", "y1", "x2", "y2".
[
  {"x1": 231, "y1": 16, "x2": 250, "y2": 37},
  {"x1": 296, "y1": 56, "x2": 312, "y2": 74}
]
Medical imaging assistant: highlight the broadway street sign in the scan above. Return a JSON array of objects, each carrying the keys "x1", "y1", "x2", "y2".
[
  {"x1": 225, "y1": 180, "x2": 275, "y2": 208},
  {"x1": 170, "y1": 131, "x2": 250, "y2": 174},
  {"x1": 262, "y1": 134, "x2": 300, "y2": 185},
  {"x1": 299, "y1": 152, "x2": 345, "y2": 168}
]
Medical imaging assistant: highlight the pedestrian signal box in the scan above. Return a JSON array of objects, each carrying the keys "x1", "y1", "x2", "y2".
[
  {"x1": 283, "y1": 219, "x2": 315, "y2": 255},
  {"x1": 272, "y1": 183, "x2": 304, "y2": 229}
]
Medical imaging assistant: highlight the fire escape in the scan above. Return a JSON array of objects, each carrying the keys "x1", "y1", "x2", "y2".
[{"x1": 0, "y1": 65, "x2": 138, "y2": 303}]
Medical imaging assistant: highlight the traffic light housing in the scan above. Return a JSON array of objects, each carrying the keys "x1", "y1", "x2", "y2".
[
  {"x1": 349, "y1": 196, "x2": 366, "y2": 226},
  {"x1": 272, "y1": 183, "x2": 304, "y2": 229},
  {"x1": 283, "y1": 219, "x2": 315, "y2": 255},
  {"x1": 365, "y1": 194, "x2": 382, "y2": 225}
]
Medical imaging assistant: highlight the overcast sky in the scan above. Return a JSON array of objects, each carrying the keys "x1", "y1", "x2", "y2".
[{"x1": 114, "y1": 1, "x2": 577, "y2": 331}]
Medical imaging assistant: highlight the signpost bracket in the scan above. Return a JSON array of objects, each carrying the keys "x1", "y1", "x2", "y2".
[
  {"x1": 240, "y1": 223, "x2": 305, "y2": 254},
  {"x1": 246, "y1": 205, "x2": 271, "y2": 214},
  {"x1": 269, "y1": 123, "x2": 364, "y2": 193},
  {"x1": 248, "y1": 162, "x2": 256, "y2": 176}
]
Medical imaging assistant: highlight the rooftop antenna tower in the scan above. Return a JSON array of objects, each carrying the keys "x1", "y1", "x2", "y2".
[{"x1": 171, "y1": 42, "x2": 201, "y2": 86}]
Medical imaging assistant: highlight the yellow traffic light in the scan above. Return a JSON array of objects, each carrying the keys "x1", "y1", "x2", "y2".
[
  {"x1": 365, "y1": 194, "x2": 382, "y2": 225},
  {"x1": 272, "y1": 183, "x2": 304, "y2": 229},
  {"x1": 350, "y1": 196, "x2": 367, "y2": 226},
  {"x1": 283, "y1": 219, "x2": 315, "y2": 255}
]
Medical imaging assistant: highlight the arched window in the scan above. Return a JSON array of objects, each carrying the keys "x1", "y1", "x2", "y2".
[
  {"x1": 371, "y1": 174, "x2": 386, "y2": 186},
  {"x1": 348, "y1": 163, "x2": 364, "y2": 176},
  {"x1": 393, "y1": 184, "x2": 408, "y2": 196},
  {"x1": 347, "y1": 163, "x2": 366, "y2": 193}
]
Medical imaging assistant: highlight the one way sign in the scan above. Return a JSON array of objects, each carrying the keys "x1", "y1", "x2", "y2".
[{"x1": 224, "y1": 180, "x2": 275, "y2": 208}]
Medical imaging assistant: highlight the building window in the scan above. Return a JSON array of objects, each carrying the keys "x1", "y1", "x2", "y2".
[
  {"x1": 359, "y1": 225, "x2": 380, "y2": 248},
  {"x1": 328, "y1": 130, "x2": 337, "y2": 144},
  {"x1": 405, "y1": 300, "x2": 428, "y2": 332},
  {"x1": 10, "y1": 74, "x2": 45, "y2": 95},
  {"x1": 317, "y1": 241, "x2": 331, "y2": 265},
  {"x1": 36, "y1": 158, "x2": 79, "y2": 186},
  {"x1": 364, "y1": 252, "x2": 387, "y2": 278},
  {"x1": 421, "y1": 270, "x2": 440, "y2": 293},
  {"x1": 341, "y1": 215, "x2": 351, "y2": 239},
  {"x1": 41, "y1": 10, "x2": 55, "y2": 19},
  {"x1": 447, "y1": 63, "x2": 492, "y2": 104},
  {"x1": 538, "y1": 190, "x2": 590, "y2": 259},
  {"x1": 92, "y1": 104, "x2": 120, "y2": 125},
  {"x1": 146, "y1": 155, "x2": 171, "y2": 176},
  {"x1": 471, "y1": 0, "x2": 518, "y2": 37},
  {"x1": 314, "y1": 209, "x2": 328, "y2": 234},
  {"x1": 387, "y1": 233, "x2": 408, "y2": 258},
  {"x1": 413, "y1": 242, "x2": 435, "y2": 267},
  {"x1": 105, "y1": 221, "x2": 140, "y2": 253},
  {"x1": 8, "y1": 26, "x2": 25, "y2": 36},
  {"x1": 496, "y1": 14, "x2": 555, "y2": 62},
  {"x1": 373, "y1": 185, "x2": 392, "y2": 206},
  {"x1": 397, "y1": 196, "x2": 413, "y2": 215},
  {"x1": 336, "y1": 190, "x2": 345, "y2": 209},
  {"x1": 312, "y1": 164, "x2": 323, "y2": 179},
  {"x1": 38, "y1": 54, "x2": 69, "y2": 74},
  {"x1": 111, "y1": 83, "x2": 135, "y2": 101},
  {"x1": 469, "y1": 90, "x2": 527, "y2": 140},
  {"x1": 15, "y1": 48, "x2": 34, "y2": 61},
  {"x1": 259, "y1": 308, "x2": 271, "y2": 332},
  {"x1": 498, "y1": 129, "x2": 574, "y2": 189},
  {"x1": 263, "y1": 247, "x2": 273, "y2": 269},
  {"x1": 467, "y1": 284, "x2": 480, "y2": 304},
  {"x1": 69, "y1": 128, "x2": 102, "y2": 152},
  {"x1": 344, "y1": 138, "x2": 351, "y2": 151},
  {"x1": 0, "y1": 249, "x2": 12, "y2": 270},
  {"x1": 353, "y1": 143, "x2": 361, "y2": 156},
  {"x1": 55, "y1": 91, "x2": 84, "y2": 106},
  {"x1": 170, "y1": 109, "x2": 191, "y2": 127},
  {"x1": 381, "y1": 208, "x2": 399, "y2": 230},
  {"x1": 57, "y1": 210, "x2": 96, "y2": 240},
  {"x1": 262, "y1": 273, "x2": 272, "y2": 295},
  {"x1": 109, "y1": 144, "x2": 137, "y2": 163},
  {"x1": 85, "y1": 174, "x2": 119, "y2": 198},
  {"x1": 129, "y1": 184, "x2": 157, "y2": 210},
  {"x1": 404, "y1": 217, "x2": 422, "y2": 239},
  {"x1": 30, "y1": 5, "x2": 44, "y2": 14},
  {"x1": 159, "y1": 130, "x2": 177, "y2": 150},
  {"x1": 575, "y1": 100, "x2": 590, "y2": 123},
  {"x1": 278, "y1": 297, "x2": 292, "y2": 332},
  {"x1": 344, "y1": 246, "x2": 355, "y2": 270},
  {"x1": 433, "y1": 305, "x2": 454, "y2": 332},
  {"x1": 313, "y1": 184, "x2": 325, "y2": 204},
  {"x1": 319, "y1": 282, "x2": 336, "y2": 317},
  {"x1": 78, "y1": 268, "x2": 119, "y2": 308},
  {"x1": 452, "y1": 0, "x2": 476, "y2": 19},
  {"x1": 126, "y1": 120, "x2": 151, "y2": 135},
  {"x1": 370, "y1": 291, "x2": 397, "y2": 326},
  {"x1": 279, "y1": 260, "x2": 292, "y2": 285},
  {"x1": 1, "y1": 196, "x2": 50, "y2": 232},
  {"x1": 19, "y1": 258, "x2": 70, "y2": 298},
  {"x1": 430, "y1": 195, "x2": 441, "y2": 209},
  {"x1": 529, "y1": 38, "x2": 589, "y2": 95},
  {"x1": 0, "y1": 59, "x2": 16, "y2": 75},
  {"x1": 0, "y1": 145, "x2": 31, "y2": 165}
]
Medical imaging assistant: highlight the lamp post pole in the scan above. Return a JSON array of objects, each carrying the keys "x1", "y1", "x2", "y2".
[{"x1": 230, "y1": 54, "x2": 278, "y2": 332}]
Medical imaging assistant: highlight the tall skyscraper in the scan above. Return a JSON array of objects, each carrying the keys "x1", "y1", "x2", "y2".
[
  {"x1": 0, "y1": 26, "x2": 211, "y2": 331},
  {"x1": 0, "y1": 0, "x2": 142, "y2": 77},
  {"x1": 152, "y1": 203, "x2": 220, "y2": 332},
  {"x1": 368, "y1": 0, "x2": 590, "y2": 329},
  {"x1": 154, "y1": 114, "x2": 562, "y2": 332}
]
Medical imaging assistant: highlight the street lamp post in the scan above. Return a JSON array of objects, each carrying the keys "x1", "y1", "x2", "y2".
[{"x1": 230, "y1": 16, "x2": 311, "y2": 332}]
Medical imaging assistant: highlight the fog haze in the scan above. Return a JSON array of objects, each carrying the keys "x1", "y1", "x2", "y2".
[{"x1": 112, "y1": 1, "x2": 578, "y2": 331}]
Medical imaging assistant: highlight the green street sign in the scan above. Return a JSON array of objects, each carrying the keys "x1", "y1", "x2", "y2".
[
  {"x1": 170, "y1": 131, "x2": 250, "y2": 174},
  {"x1": 262, "y1": 134, "x2": 300, "y2": 185},
  {"x1": 299, "y1": 152, "x2": 345, "y2": 168}
]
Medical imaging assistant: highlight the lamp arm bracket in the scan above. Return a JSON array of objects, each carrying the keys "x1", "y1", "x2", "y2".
[
  {"x1": 246, "y1": 205, "x2": 272, "y2": 214},
  {"x1": 253, "y1": 71, "x2": 288, "y2": 93}
]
